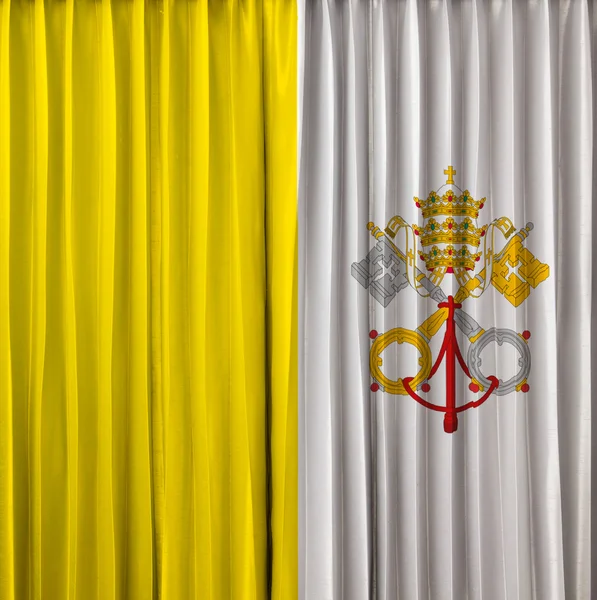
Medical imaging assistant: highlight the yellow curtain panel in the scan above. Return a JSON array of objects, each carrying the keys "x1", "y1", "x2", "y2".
[{"x1": 0, "y1": 0, "x2": 297, "y2": 598}]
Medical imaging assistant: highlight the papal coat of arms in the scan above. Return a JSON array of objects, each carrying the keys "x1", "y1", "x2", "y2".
[{"x1": 351, "y1": 167, "x2": 550, "y2": 433}]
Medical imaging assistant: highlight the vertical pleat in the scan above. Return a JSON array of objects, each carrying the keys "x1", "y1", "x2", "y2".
[
  {"x1": 72, "y1": 1, "x2": 101, "y2": 593},
  {"x1": 462, "y1": 2, "x2": 486, "y2": 597},
  {"x1": 188, "y1": 1, "x2": 212, "y2": 597},
  {"x1": 228, "y1": 3, "x2": 267, "y2": 598},
  {"x1": 326, "y1": 2, "x2": 345, "y2": 597},
  {"x1": 341, "y1": 3, "x2": 372, "y2": 598},
  {"x1": 9, "y1": 3, "x2": 34, "y2": 597},
  {"x1": 63, "y1": 1, "x2": 79, "y2": 598},
  {"x1": 369, "y1": 5, "x2": 391, "y2": 594},
  {"x1": 297, "y1": 0, "x2": 306, "y2": 592},
  {"x1": 148, "y1": 1, "x2": 166, "y2": 593},
  {"x1": 300, "y1": 0, "x2": 335, "y2": 597},
  {"x1": 556, "y1": 2, "x2": 593, "y2": 598},
  {"x1": 158, "y1": 0, "x2": 170, "y2": 460},
  {"x1": 97, "y1": 1, "x2": 117, "y2": 596},
  {"x1": 161, "y1": 0, "x2": 195, "y2": 596},
  {"x1": 110, "y1": 0, "x2": 132, "y2": 595},
  {"x1": 588, "y1": 2, "x2": 597, "y2": 590},
  {"x1": 394, "y1": 1, "x2": 427, "y2": 597},
  {"x1": 0, "y1": 1, "x2": 14, "y2": 597},
  {"x1": 29, "y1": 1, "x2": 48, "y2": 597},
  {"x1": 263, "y1": 1, "x2": 298, "y2": 599},
  {"x1": 41, "y1": 1, "x2": 74, "y2": 596},
  {"x1": 487, "y1": 2, "x2": 530, "y2": 598},
  {"x1": 125, "y1": 0, "x2": 154, "y2": 598},
  {"x1": 204, "y1": 4, "x2": 233, "y2": 596},
  {"x1": 109, "y1": 0, "x2": 128, "y2": 595},
  {"x1": 151, "y1": 0, "x2": 171, "y2": 595}
]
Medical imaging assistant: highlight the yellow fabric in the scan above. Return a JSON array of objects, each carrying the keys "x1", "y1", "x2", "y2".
[
  {"x1": 0, "y1": 1, "x2": 297, "y2": 598},
  {"x1": 263, "y1": 2, "x2": 298, "y2": 599}
]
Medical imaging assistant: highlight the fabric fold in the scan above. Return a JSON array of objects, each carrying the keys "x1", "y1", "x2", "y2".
[
  {"x1": 1, "y1": 1, "x2": 297, "y2": 598},
  {"x1": 263, "y1": 3, "x2": 299, "y2": 597},
  {"x1": 62, "y1": 1, "x2": 79, "y2": 597},
  {"x1": 187, "y1": 2, "x2": 213, "y2": 597},
  {"x1": 0, "y1": 1, "x2": 15, "y2": 598},
  {"x1": 96, "y1": 1, "x2": 117, "y2": 596},
  {"x1": 29, "y1": 1, "x2": 49, "y2": 596}
]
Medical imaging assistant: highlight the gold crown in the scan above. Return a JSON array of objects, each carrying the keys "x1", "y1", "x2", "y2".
[
  {"x1": 414, "y1": 189, "x2": 485, "y2": 220},
  {"x1": 414, "y1": 216, "x2": 487, "y2": 248},
  {"x1": 414, "y1": 167, "x2": 486, "y2": 273},
  {"x1": 418, "y1": 245, "x2": 481, "y2": 271}
]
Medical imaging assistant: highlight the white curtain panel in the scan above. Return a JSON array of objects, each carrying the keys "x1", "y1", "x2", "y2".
[{"x1": 298, "y1": 1, "x2": 595, "y2": 599}]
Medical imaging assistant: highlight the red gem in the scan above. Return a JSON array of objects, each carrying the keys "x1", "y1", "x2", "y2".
[
  {"x1": 475, "y1": 256, "x2": 480, "y2": 261},
  {"x1": 479, "y1": 203, "x2": 484, "y2": 209},
  {"x1": 369, "y1": 330, "x2": 378, "y2": 339},
  {"x1": 371, "y1": 383, "x2": 380, "y2": 392},
  {"x1": 522, "y1": 330, "x2": 531, "y2": 340},
  {"x1": 448, "y1": 223, "x2": 453, "y2": 229},
  {"x1": 414, "y1": 230, "x2": 419, "y2": 236},
  {"x1": 481, "y1": 230, "x2": 485, "y2": 237},
  {"x1": 448, "y1": 195, "x2": 453, "y2": 202},
  {"x1": 421, "y1": 383, "x2": 431, "y2": 393},
  {"x1": 521, "y1": 383, "x2": 530, "y2": 393},
  {"x1": 469, "y1": 382, "x2": 480, "y2": 393},
  {"x1": 416, "y1": 202, "x2": 421, "y2": 208},
  {"x1": 448, "y1": 250, "x2": 452, "y2": 255}
]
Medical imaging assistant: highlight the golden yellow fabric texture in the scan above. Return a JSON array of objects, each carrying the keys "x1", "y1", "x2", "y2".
[{"x1": 0, "y1": 1, "x2": 297, "y2": 598}]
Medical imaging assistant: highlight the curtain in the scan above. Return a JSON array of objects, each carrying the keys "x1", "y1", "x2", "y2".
[
  {"x1": 299, "y1": 1, "x2": 594, "y2": 599},
  {"x1": 0, "y1": 1, "x2": 297, "y2": 599}
]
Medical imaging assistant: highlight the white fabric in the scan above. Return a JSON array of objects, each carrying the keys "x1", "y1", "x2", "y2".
[{"x1": 298, "y1": 1, "x2": 594, "y2": 599}]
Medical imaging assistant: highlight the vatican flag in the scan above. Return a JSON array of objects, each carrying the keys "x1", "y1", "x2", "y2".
[{"x1": 299, "y1": 1, "x2": 594, "y2": 599}]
